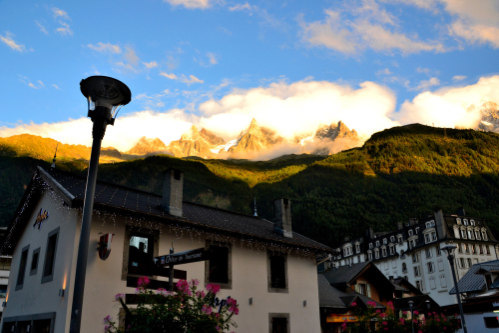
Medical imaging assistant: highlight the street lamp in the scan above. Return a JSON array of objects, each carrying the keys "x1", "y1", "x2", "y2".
[
  {"x1": 441, "y1": 244, "x2": 468, "y2": 333},
  {"x1": 69, "y1": 76, "x2": 131, "y2": 333},
  {"x1": 408, "y1": 300, "x2": 415, "y2": 333}
]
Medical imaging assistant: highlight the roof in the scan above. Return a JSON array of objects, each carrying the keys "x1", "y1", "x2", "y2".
[
  {"x1": 394, "y1": 295, "x2": 438, "y2": 311},
  {"x1": 450, "y1": 260, "x2": 499, "y2": 294},
  {"x1": 317, "y1": 274, "x2": 385, "y2": 310},
  {"x1": 322, "y1": 262, "x2": 370, "y2": 287},
  {"x1": 1, "y1": 167, "x2": 332, "y2": 255}
]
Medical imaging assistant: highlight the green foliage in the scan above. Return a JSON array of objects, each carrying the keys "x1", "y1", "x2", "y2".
[{"x1": 3, "y1": 125, "x2": 499, "y2": 250}]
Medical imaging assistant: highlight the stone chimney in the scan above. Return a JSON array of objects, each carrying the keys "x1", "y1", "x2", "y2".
[
  {"x1": 434, "y1": 209, "x2": 447, "y2": 239},
  {"x1": 397, "y1": 222, "x2": 403, "y2": 230},
  {"x1": 273, "y1": 198, "x2": 293, "y2": 238},
  {"x1": 457, "y1": 207, "x2": 465, "y2": 216},
  {"x1": 162, "y1": 168, "x2": 184, "y2": 217},
  {"x1": 366, "y1": 227, "x2": 374, "y2": 240}
]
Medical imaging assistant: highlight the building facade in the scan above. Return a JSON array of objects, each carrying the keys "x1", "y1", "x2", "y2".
[
  {"x1": 0, "y1": 166, "x2": 332, "y2": 333},
  {"x1": 330, "y1": 210, "x2": 499, "y2": 306}
]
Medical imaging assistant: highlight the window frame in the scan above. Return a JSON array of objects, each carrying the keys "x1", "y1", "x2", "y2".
[
  {"x1": 414, "y1": 266, "x2": 421, "y2": 277},
  {"x1": 42, "y1": 227, "x2": 60, "y2": 284},
  {"x1": 122, "y1": 226, "x2": 159, "y2": 280},
  {"x1": 30, "y1": 247, "x2": 41, "y2": 276},
  {"x1": 16, "y1": 245, "x2": 30, "y2": 291},
  {"x1": 269, "y1": 313, "x2": 290, "y2": 333},
  {"x1": 427, "y1": 262, "x2": 435, "y2": 273},
  {"x1": 267, "y1": 251, "x2": 288, "y2": 293}
]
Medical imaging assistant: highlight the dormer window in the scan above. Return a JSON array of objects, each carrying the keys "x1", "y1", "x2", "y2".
[
  {"x1": 390, "y1": 236, "x2": 395, "y2": 243},
  {"x1": 415, "y1": 227, "x2": 419, "y2": 234},
  {"x1": 369, "y1": 243, "x2": 373, "y2": 249},
  {"x1": 383, "y1": 238, "x2": 387, "y2": 245},
  {"x1": 408, "y1": 230, "x2": 413, "y2": 236},
  {"x1": 400, "y1": 250, "x2": 405, "y2": 259},
  {"x1": 463, "y1": 219, "x2": 469, "y2": 226},
  {"x1": 432, "y1": 232, "x2": 437, "y2": 241},
  {"x1": 376, "y1": 241, "x2": 380, "y2": 247},
  {"x1": 375, "y1": 249, "x2": 380, "y2": 259},
  {"x1": 470, "y1": 220, "x2": 475, "y2": 226},
  {"x1": 476, "y1": 231, "x2": 481, "y2": 240},
  {"x1": 456, "y1": 218, "x2": 462, "y2": 225},
  {"x1": 382, "y1": 248, "x2": 387, "y2": 257},
  {"x1": 368, "y1": 251, "x2": 373, "y2": 261},
  {"x1": 426, "y1": 220, "x2": 435, "y2": 228},
  {"x1": 389, "y1": 245, "x2": 394, "y2": 255},
  {"x1": 483, "y1": 231, "x2": 488, "y2": 241},
  {"x1": 461, "y1": 229, "x2": 467, "y2": 239},
  {"x1": 355, "y1": 243, "x2": 360, "y2": 253},
  {"x1": 468, "y1": 230, "x2": 474, "y2": 239},
  {"x1": 397, "y1": 235, "x2": 403, "y2": 244}
]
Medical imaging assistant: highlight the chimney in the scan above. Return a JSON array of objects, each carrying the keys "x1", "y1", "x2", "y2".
[
  {"x1": 389, "y1": 275, "x2": 394, "y2": 283},
  {"x1": 366, "y1": 227, "x2": 374, "y2": 240},
  {"x1": 273, "y1": 198, "x2": 293, "y2": 238},
  {"x1": 434, "y1": 209, "x2": 447, "y2": 239},
  {"x1": 397, "y1": 222, "x2": 403, "y2": 230},
  {"x1": 457, "y1": 207, "x2": 465, "y2": 216},
  {"x1": 409, "y1": 218, "x2": 418, "y2": 226},
  {"x1": 162, "y1": 168, "x2": 184, "y2": 217}
]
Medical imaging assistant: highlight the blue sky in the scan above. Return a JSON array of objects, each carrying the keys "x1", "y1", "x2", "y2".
[{"x1": 1, "y1": 0, "x2": 499, "y2": 152}]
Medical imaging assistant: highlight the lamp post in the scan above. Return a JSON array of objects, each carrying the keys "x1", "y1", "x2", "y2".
[
  {"x1": 441, "y1": 244, "x2": 468, "y2": 333},
  {"x1": 408, "y1": 300, "x2": 415, "y2": 333},
  {"x1": 69, "y1": 76, "x2": 131, "y2": 333}
]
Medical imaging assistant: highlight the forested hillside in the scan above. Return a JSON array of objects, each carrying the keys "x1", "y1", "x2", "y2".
[{"x1": 2, "y1": 124, "x2": 499, "y2": 248}]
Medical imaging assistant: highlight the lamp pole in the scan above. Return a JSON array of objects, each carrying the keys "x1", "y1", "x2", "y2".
[
  {"x1": 408, "y1": 300, "x2": 415, "y2": 333},
  {"x1": 442, "y1": 245, "x2": 468, "y2": 333},
  {"x1": 69, "y1": 76, "x2": 131, "y2": 333}
]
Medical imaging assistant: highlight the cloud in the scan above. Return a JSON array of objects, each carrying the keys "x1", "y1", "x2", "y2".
[
  {"x1": 115, "y1": 46, "x2": 140, "y2": 72},
  {"x1": 87, "y1": 42, "x2": 122, "y2": 54},
  {"x1": 55, "y1": 22, "x2": 73, "y2": 36},
  {"x1": 452, "y1": 75, "x2": 466, "y2": 82},
  {"x1": 229, "y1": 2, "x2": 254, "y2": 12},
  {"x1": 160, "y1": 72, "x2": 203, "y2": 85},
  {"x1": 35, "y1": 21, "x2": 48, "y2": 34},
  {"x1": 298, "y1": 1, "x2": 445, "y2": 55},
  {"x1": 376, "y1": 68, "x2": 392, "y2": 76},
  {"x1": 0, "y1": 32, "x2": 26, "y2": 52},
  {"x1": 52, "y1": 84, "x2": 61, "y2": 89},
  {"x1": 18, "y1": 75, "x2": 44, "y2": 89},
  {"x1": 164, "y1": 0, "x2": 213, "y2": 9},
  {"x1": 160, "y1": 72, "x2": 178, "y2": 80},
  {"x1": 143, "y1": 61, "x2": 158, "y2": 68},
  {"x1": 52, "y1": 7, "x2": 69, "y2": 19},
  {"x1": 413, "y1": 77, "x2": 440, "y2": 91},
  {"x1": 396, "y1": 75, "x2": 499, "y2": 129},
  {"x1": 416, "y1": 67, "x2": 431, "y2": 74},
  {"x1": 207, "y1": 53, "x2": 218, "y2": 65}
]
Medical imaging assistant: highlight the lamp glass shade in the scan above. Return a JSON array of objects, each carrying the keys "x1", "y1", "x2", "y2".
[
  {"x1": 80, "y1": 76, "x2": 131, "y2": 118},
  {"x1": 441, "y1": 245, "x2": 457, "y2": 257}
]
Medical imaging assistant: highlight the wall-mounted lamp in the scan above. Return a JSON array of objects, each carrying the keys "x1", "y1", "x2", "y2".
[
  {"x1": 303, "y1": 300, "x2": 307, "y2": 307},
  {"x1": 26, "y1": 325, "x2": 31, "y2": 332},
  {"x1": 10, "y1": 324, "x2": 15, "y2": 332},
  {"x1": 249, "y1": 298, "x2": 253, "y2": 305},
  {"x1": 59, "y1": 289, "x2": 65, "y2": 297}
]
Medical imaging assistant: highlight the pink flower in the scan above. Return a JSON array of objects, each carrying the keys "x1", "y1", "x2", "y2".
[
  {"x1": 202, "y1": 304, "x2": 213, "y2": 315},
  {"x1": 380, "y1": 313, "x2": 387, "y2": 318},
  {"x1": 351, "y1": 301, "x2": 357, "y2": 306},
  {"x1": 229, "y1": 306, "x2": 239, "y2": 315},
  {"x1": 413, "y1": 319, "x2": 417, "y2": 323},
  {"x1": 114, "y1": 293, "x2": 125, "y2": 302},
  {"x1": 376, "y1": 310, "x2": 381, "y2": 314},
  {"x1": 137, "y1": 276, "x2": 150, "y2": 288},
  {"x1": 418, "y1": 331, "x2": 423, "y2": 333},
  {"x1": 387, "y1": 301, "x2": 394, "y2": 309},
  {"x1": 206, "y1": 283, "x2": 221, "y2": 294},
  {"x1": 413, "y1": 310, "x2": 419, "y2": 315},
  {"x1": 196, "y1": 290, "x2": 206, "y2": 298},
  {"x1": 103, "y1": 315, "x2": 112, "y2": 324},
  {"x1": 104, "y1": 325, "x2": 112, "y2": 333},
  {"x1": 399, "y1": 318, "x2": 405, "y2": 324},
  {"x1": 367, "y1": 301, "x2": 376, "y2": 307},
  {"x1": 341, "y1": 322, "x2": 347, "y2": 329},
  {"x1": 189, "y1": 279, "x2": 200, "y2": 287},
  {"x1": 382, "y1": 321, "x2": 387, "y2": 326}
]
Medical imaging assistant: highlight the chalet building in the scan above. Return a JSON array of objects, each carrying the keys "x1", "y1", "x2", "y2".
[
  {"x1": 0, "y1": 228, "x2": 11, "y2": 321},
  {"x1": 0, "y1": 166, "x2": 332, "y2": 333},
  {"x1": 329, "y1": 209, "x2": 499, "y2": 306},
  {"x1": 318, "y1": 261, "x2": 438, "y2": 333},
  {"x1": 446, "y1": 260, "x2": 499, "y2": 332}
]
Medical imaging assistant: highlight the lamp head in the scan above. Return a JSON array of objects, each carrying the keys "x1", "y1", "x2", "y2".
[
  {"x1": 441, "y1": 244, "x2": 457, "y2": 257},
  {"x1": 80, "y1": 76, "x2": 131, "y2": 125},
  {"x1": 408, "y1": 300, "x2": 414, "y2": 309}
]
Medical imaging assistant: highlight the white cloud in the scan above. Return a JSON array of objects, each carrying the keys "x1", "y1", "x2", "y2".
[
  {"x1": 56, "y1": 22, "x2": 73, "y2": 36},
  {"x1": 52, "y1": 84, "x2": 60, "y2": 89},
  {"x1": 160, "y1": 72, "x2": 178, "y2": 80},
  {"x1": 229, "y1": 2, "x2": 254, "y2": 12},
  {"x1": 164, "y1": 0, "x2": 213, "y2": 9},
  {"x1": 115, "y1": 47, "x2": 140, "y2": 72},
  {"x1": 416, "y1": 67, "x2": 431, "y2": 74},
  {"x1": 299, "y1": 1, "x2": 445, "y2": 55},
  {"x1": 376, "y1": 68, "x2": 392, "y2": 76},
  {"x1": 207, "y1": 53, "x2": 218, "y2": 65},
  {"x1": 0, "y1": 32, "x2": 26, "y2": 52},
  {"x1": 88, "y1": 42, "x2": 122, "y2": 54},
  {"x1": 396, "y1": 76, "x2": 499, "y2": 129},
  {"x1": 413, "y1": 77, "x2": 440, "y2": 91},
  {"x1": 52, "y1": 7, "x2": 69, "y2": 20},
  {"x1": 143, "y1": 61, "x2": 158, "y2": 68},
  {"x1": 452, "y1": 75, "x2": 466, "y2": 82},
  {"x1": 35, "y1": 21, "x2": 48, "y2": 34}
]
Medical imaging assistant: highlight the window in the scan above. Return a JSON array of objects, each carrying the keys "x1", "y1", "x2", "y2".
[
  {"x1": 369, "y1": 243, "x2": 373, "y2": 249},
  {"x1": 368, "y1": 251, "x2": 373, "y2": 261},
  {"x1": 438, "y1": 260, "x2": 444, "y2": 271},
  {"x1": 355, "y1": 243, "x2": 360, "y2": 253},
  {"x1": 16, "y1": 245, "x2": 29, "y2": 290},
  {"x1": 437, "y1": 247, "x2": 442, "y2": 256},
  {"x1": 467, "y1": 230, "x2": 474, "y2": 239},
  {"x1": 270, "y1": 314, "x2": 289, "y2": 333},
  {"x1": 459, "y1": 258, "x2": 466, "y2": 268},
  {"x1": 426, "y1": 248, "x2": 432, "y2": 259},
  {"x1": 389, "y1": 245, "x2": 394, "y2": 255},
  {"x1": 383, "y1": 238, "x2": 387, "y2": 245},
  {"x1": 408, "y1": 230, "x2": 413, "y2": 236},
  {"x1": 400, "y1": 250, "x2": 405, "y2": 259},
  {"x1": 390, "y1": 236, "x2": 395, "y2": 243},
  {"x1": 456, "y1": 218, "x2": 461, "y2": 225},
  {"x1": 414, "y1": 266, "x2": 421, "y2": 276},
  {"x1": 355, "y1": 283, "x2": 371, "y2": 298},
  {"x1": 382, "y1": 248, "x2": 387, "y2": 257},
  {"x1": 458, "y1": 243, "x2": 463, "y2": 253},
  {"x1": 375, "y1": 249, "x2": 379, "y2": 259},
  {"x1": 432, "y1": 232, "x2": 437, "y2": 241},
  {"x1": 487, "y1": 245, "x2": 491, "y2": 255},
  {"x1": 415, "y1": 227, "x2": 420, "y2": 234},
  {"x1": 376, "y1": 241, "x2": 380, "y2": 247},
  {"x1": 268, "y1": 252, "x2": 287, "y2": 291},
  {"x1": 463, "y1": 219, "x2": 469, "y2": 226},
  {"x1": 415, "y1": 280, "x2": 423, "y2": 291},
  {"x1": 207, "y1": 243, "x2": 231, "y2": 288},
  {"x1": 427, "y1": 262, "x2": 435, "y2": 273},
  {"x1": 30, "y1": 247, "x2": 41, "y2": 276},
  {"x1": 440, "y1": 274, "x2": 447, "y2": 288},
  {"x1": 42, "y1": 227, "x2": 60, "y2": 284},
  {"x1": 475, "y1": 231, "x2": 481, "y2": 240},
  {"x1": 425, "y1": 234, "x2": 431, "y2": 243},
  {"x1": 472, "y1": 244, "x2": 477, "y2": 255},
  {"x1": 483, "y1": 231, "x2": 488, "y2": 241},
  {"x1": 461, "y1": 229, "x2": 467, "y2": 239},
  {"x1": 402, "y1": 263, "x2": 407, "y2": 273},
  {"x1": 464, "y1": 243, "x2": 469, "y2": 254},
  {"x1": 484, "y1": 317, "x2": 499, "y2": 328},
  {"x1": 430, "y1": 276, "x2": 436, "y2": 289},
  {"x1": 398, "y1": 235, "x2": 403, "y2": 244},
  {"x1": 470, "y1": 220, "x2": 475, "y2": 226},
  {"x1": 412, "y1": 254, "x2": 419, "y2": 263},
  {"x1": 411, "y1": 239, "x2": 417, "y2": 248},
  {"x1": 128, "y1": 233, "x2": 155, "y2": 276},
  {"x1": 426, "y1": 220, "x2": 435, "y2": 228}
]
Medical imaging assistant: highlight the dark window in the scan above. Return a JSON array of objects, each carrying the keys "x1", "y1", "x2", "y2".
[
  {"x1": 30, "y1": 247, "x2": 40, "y2": 276},
  {"x1": 42, "y1": 227, "x2": 59, "y2": 283},
  {"x1": 173, "y1": 169, "x2": 181, "y2": 180},
  {"x1": 0, "y1": 284, "x2": 7, "y2": 298},
  {"x1": 270, "y1": 254, "x2": 286, "y2": 289},
  {"x1": 208, "y1": 245, "x2": 229, "y2": 284},
  {"x1": 128, "y1": 234, "x2": 154, "y2": 276},
  {"x1": 16, "y1": 245, "x2": 29, "y2": 290},
  {"x1": 271, "y1": 317, "x2": 288, "y2": 333},
  {"x1": 484, "y1": 317, "x2": 499, "y2": 328}
]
